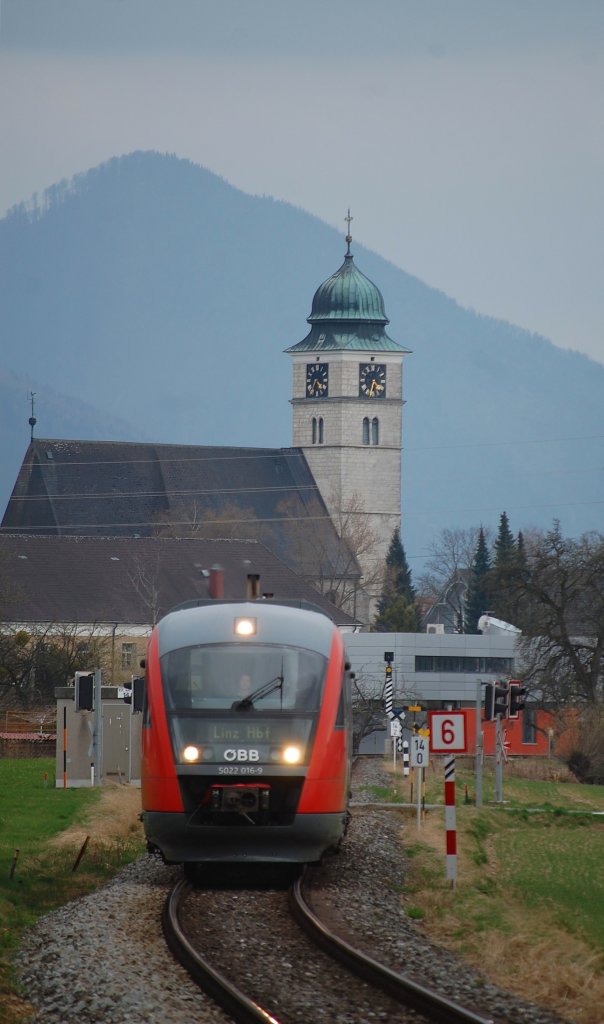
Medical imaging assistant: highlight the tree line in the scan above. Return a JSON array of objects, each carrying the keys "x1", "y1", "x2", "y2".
[
  {"x1": 378, "y1": 513, "x2": 604, "y2": 706},
  {"x1": 377, "y1": 514, "x2": 604, "y2": 781}
]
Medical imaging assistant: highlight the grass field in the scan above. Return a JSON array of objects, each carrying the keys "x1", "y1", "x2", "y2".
[
  {"x1": 0, "y1": 758, "x2": 144, "y2": 1024},
  {"x1": 2, "y1": 755, "x2": 603, "y2": 1024},
  {"x1": 360, "y1": 755, "x2": 604, "y2": 1024}
]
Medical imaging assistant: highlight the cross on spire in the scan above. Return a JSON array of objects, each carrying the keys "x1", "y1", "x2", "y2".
[
  {"x1": 345, "y1": 209, "x2": 353, "y2": 254},
  {"x1": 28, "y1": 391, "x2": 37, "y2": 441}
]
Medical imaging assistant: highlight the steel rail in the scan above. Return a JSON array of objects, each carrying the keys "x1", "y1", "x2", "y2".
[
  {"x1": 162, "y1": 877, "x2": 282, "y2": 1024},
  {"x1": 289, "y1": 869, "x2": 494, "y2": 1024},
  {"x1": 165, "y1": 870, "x2": 494, "y2": 1024}
]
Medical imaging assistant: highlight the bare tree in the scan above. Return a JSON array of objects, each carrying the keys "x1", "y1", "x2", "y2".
[
  {"x1": 567, "y1": 704, "x2": 604, "y2": 783},
  {"x1": 126, "y1": 549, "x2": 163, "y2": 626},
  {"x1": 0, "y1": 622, "x2": 112, "y2": 708},
  {"x1": 516, "y1": 525, "x2": 604, "y2": 708},
  {"x1": 153, "y1": 498, "x2": 263, "y2": 541},
  {"x1": 416, "y1": 527, "x2": 489, "y2": 631},
  {"x1": 417, "y1": 526, "x2": 486, "y2": 599},
  {"x1": 351, "y1": 671, "x2": 388, "y2": 754},
  {"x1": 272, "y1": 491, "x2": 379, "y2": 616},
  {"x1": 350, "y1": 664, "x2": 424, "y2": 753}
]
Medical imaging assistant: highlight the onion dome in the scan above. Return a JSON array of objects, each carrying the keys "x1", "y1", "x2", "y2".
[
  {"x1": 285, "y1": 214, "x2": 409, "y2": 355},
  {"x1": 308, "y1": 252, "x2": 388, "y2": 324}
]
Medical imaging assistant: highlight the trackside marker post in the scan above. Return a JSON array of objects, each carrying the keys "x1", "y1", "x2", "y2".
[
  {"x1": 428, "y1": 711, "x2": 468, "y2": 887},
  {"x1": 390, "y1": 717, "x2": 402, "y2": 769},
  {"x1": 410, "y1": 735, "x2": 429, "y2": 829},
  {"x1": 62, "y1": 706, "x2": 67, "y2": 790},
  {"x1": 444, "y1": 756, "x2": 457, "y2": 886}
]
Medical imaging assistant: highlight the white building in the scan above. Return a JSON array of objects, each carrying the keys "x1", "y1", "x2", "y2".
[{"x1": 344, "y1": 630, "x2": 518, "y2": 707}]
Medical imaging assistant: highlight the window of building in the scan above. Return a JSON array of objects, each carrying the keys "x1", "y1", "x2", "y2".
[
  {"x1": 76, "y1": 643, "x2": 91, "y2": 665},
  {"x1": 318, "y1": 417, "x2": 324, "y2": 444},
  {"x1": 362, "y1": 417, "x2": 370, "y2": 444},
  {"x1": 121, "y1": 642, "x2": 137, "y2": 670},
  {"x1": 522, "y1": 707, "x2": 537, "y2": 744},
  {"x1": 415, "y1": 655, "x2": 514, "y2": 674},
  {"x1": 312, "y1": 417, "x2": 317, "y2": 444},
  {"x1": 372, "y1": 417, "x2": 379, "y2": 445}
]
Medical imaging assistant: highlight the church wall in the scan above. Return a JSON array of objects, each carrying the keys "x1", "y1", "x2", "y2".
[
  {"x1": 291, "y1": 402, "x2": 402, "y2": 449},
  {"x1": 302, "y1": 443, "x2": 401, "y2": 588},
  {"x1": 286, "y1": 249, "x2": 408, "y2": 619}
]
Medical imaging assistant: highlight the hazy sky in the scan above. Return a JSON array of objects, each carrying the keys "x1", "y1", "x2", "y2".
[{"x1": 1, "y1": 0, "x2": 603, "y2": 364}]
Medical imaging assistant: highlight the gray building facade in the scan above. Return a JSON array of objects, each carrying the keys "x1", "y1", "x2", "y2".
[{"x1": 343, "y1": 630, "x2": 518, "y2": 707}]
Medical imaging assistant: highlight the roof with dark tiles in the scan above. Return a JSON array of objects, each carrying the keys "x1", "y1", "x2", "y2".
[
  {"x1": 0, "y1": 533, "x2": 357, "y2": 627},
  {"x1": 1, "y1": 439, "x2": 355, "y2": 581}
]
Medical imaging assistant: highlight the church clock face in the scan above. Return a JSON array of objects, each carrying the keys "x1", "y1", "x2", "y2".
[
  {"x1": 306, "y1": 362, "x2": 329, "y2": 398},
  {"x1": 359, "y1": 363, "x2": 386, "y2": 398}
]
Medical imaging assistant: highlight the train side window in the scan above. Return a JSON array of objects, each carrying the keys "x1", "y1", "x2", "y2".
[
  {"x1": 143, "y1": 675, "x2": 151, "y2": 727},
  {"x1": 335, "y1": 680, "x2": 345, "y2": 729}
]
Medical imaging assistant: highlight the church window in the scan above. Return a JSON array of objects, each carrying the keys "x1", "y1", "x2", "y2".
[
  {"x1": 318, "y1": 417, "x2": 324, "y2": 444},
  {"x1": 362, "y1": 418, "x2": 370, "y2": 445},
  {"x1": 312, "y1": 418, "x2": 317, "y2": 444},
  {"x1": 372, "y1": 417, "x2": 379, "y2": 445}
]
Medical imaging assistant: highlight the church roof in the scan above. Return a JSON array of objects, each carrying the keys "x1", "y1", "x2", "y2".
[
  {"x1": 309, "y1": 253, "x2": 388, "y2": 323},
  {"x1": 285, "y1": 242, "x2": 410, "y2": 355},
  {"x1": 1, "y1": 439, "x2": 361, "y2": 586}
]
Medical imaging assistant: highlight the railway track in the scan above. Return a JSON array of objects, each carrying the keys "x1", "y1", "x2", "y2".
[{"x1": 163, "y1": 869, "x2": 495, "y2": 1024}]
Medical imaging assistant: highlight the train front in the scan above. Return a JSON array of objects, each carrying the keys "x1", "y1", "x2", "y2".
[{"x1": 141, "y1": 601, "x2": 351, "y2": 864}]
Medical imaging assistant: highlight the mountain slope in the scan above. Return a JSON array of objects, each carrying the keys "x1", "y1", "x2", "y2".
[{"x1": 1, "y1": 151, "x2": 601, "y2": 562}]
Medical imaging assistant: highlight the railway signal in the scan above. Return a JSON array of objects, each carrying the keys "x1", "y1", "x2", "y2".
[
  {"x1": 75, "y1": 672, "x2": 94, "y2": 712},
  {"x1": 508, "y1": 681, "x2": 527, "y2": 719},
  {"x1": 123, "y1": 675, "x2": 145, "y2": 713},
  {"x1": 383, "y1": 652, "x2": 394, "y2": 719},
  {"x1": 484, "y1": 681, "x2": 509, "y2": 720}
]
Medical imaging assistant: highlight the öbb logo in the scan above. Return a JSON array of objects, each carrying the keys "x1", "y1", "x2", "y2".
[{"x1": 224, "y1": 749, "x2": 260, "y2": 762}]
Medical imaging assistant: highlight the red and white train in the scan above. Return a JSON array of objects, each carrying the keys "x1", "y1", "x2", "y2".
[{"x1": 140, "y1": 598, "x2": 352, "y2": 864}]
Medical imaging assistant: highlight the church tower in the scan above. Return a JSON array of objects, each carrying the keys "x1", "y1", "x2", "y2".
[{"x1": 285, "y1": 216, "x2": 410, "y2": 603}]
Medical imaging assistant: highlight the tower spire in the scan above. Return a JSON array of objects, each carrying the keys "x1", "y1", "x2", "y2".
[
  {"x1": 28, "y1": 392, "x2": 37, "y2": 441},
  {"x1": 345, "y1": 209, "x2": 353, "y2": 255}
]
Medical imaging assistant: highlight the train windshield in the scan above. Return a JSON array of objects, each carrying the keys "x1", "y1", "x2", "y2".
[{"x1": 160, "y1": 643, "x2": 327, "y2": 712}]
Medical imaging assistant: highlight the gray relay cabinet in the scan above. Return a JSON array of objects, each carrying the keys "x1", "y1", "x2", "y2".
[{"x1": 55, "y1": 686, "x2": 142, "y2": 787}]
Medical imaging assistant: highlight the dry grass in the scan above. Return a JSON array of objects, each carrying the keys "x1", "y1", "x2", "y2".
[
  {"x1": 497, "y1": 756, "x2": 577, "y2": 783},
  {"x1": 3, "y1": 776, "x2": 146, "y2": 1024},
  {"x1": 454, "y1": 754, "x2": 577, "y2": 783},
  {"x1": 400, "y1": 801, "x2": 604, "y2": 1024},
  {"x1": 48, "y1": 781, "x2": 144, "y2": 850}
]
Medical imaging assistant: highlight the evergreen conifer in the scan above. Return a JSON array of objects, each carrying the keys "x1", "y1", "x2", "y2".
[
  {"x1": 464, "y1": 527, "x2": 492, "y2": 632},
  {"x1": 374, "y1": 528, "x2": 419, "y2": 632}
]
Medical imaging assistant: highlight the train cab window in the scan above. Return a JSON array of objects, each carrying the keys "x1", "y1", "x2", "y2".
[
  {"x1": 161, "y1": 644, "x2": 327, "y2": 713},
  {"x1": 161, "y1": 644, "x2": 328, "y2": 767}
]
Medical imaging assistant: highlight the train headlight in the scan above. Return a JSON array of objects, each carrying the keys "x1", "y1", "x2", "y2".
[
  {"x1": 282, "y1": 745, "x2": 302, "y2": 765},
  {"x1": 234, "y1": 617, "x2": 256, "y2": 637},
  {"x1": 182, "y1": 745, "x2": 201, "y2": 763}
]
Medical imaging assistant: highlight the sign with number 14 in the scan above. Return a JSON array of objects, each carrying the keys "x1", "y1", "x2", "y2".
[{"x1": 410, "y1": 735, "x2": 429, "y2": 767}]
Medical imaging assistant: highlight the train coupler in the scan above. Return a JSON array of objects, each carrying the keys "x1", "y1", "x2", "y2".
[{"x1": 210, "y1": 783, "x2": 271, "y2": 822}]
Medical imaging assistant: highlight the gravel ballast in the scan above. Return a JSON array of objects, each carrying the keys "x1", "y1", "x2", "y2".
[{"x1": 14, "y1": 760, "x2": 572, "y2": 1024}]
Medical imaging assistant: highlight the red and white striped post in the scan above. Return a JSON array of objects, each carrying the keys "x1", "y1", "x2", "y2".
[
  {"x1": 444, "y1": 755, "x2": 457, "y2": 887},
  {"x1": 428, "y1": 711, "x2": 468, "y2": 888}
]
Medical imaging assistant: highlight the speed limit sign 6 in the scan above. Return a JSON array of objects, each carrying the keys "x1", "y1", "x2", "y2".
[{"x1": 428, "y1": 711, "x2": 468, "y2": 753}]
